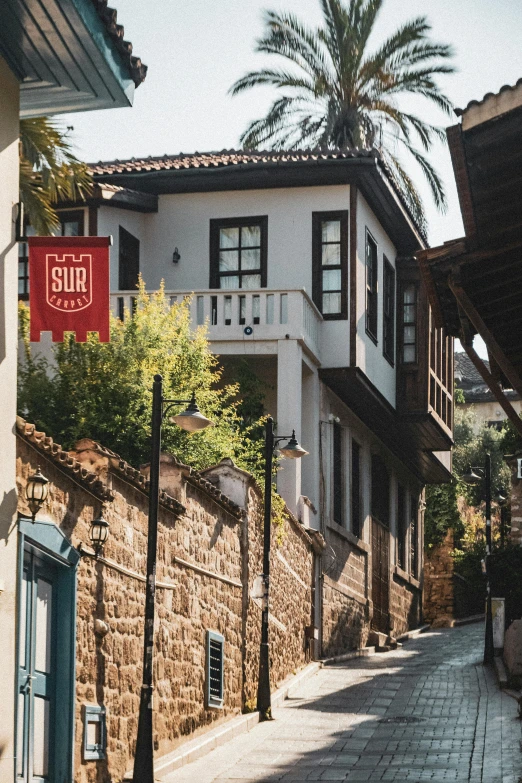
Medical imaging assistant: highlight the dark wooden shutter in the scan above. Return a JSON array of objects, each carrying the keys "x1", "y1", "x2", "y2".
[
  {"x1": 206, "y1": 630, "x2": 224, "y2": 708},
  {"x1": 351, "y1": 440, "x2": 361, "y2": 537},
  {"x1": 333, "y1": 423, "x2": 343, "y2": 524},
  {"x1": 118, "y1": 226, "x2": 140, "y2": 290}
]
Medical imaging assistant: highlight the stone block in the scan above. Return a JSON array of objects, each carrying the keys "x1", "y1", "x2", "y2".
[{"x1": 504, "y1": 619, "x2": 522, "y2": 684}]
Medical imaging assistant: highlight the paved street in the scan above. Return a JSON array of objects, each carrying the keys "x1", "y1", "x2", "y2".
[{"x1": 163, "y1": 624, "x2": 522, "y2": 783}]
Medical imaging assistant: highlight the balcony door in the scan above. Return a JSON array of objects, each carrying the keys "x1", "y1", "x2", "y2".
[{"x1": 17, "y1": 521, "x2": 78, "y2": 783}]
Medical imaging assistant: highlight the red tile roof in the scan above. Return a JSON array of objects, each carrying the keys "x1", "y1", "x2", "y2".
[
  {"x1": 91, "y1": 0, "x2": 147, "y2": 87},
  {"x1": 89, "y1": 147, "x2": 380, "y2": 176},
  {"x1": 455, "y1": 77, "x2": 522, "y2": 116}
]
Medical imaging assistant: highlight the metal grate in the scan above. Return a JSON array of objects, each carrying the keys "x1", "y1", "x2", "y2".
[{"x1": 206, "y1": 630, "x2": 224, "y2": 708}]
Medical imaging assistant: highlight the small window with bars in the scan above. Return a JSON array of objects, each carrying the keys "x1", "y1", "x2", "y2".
[
  {"x1": 206, "y1": 630, "x2": 224, "y2": 709},
  {"x1": 83, "y1": 704, "x2": 106, "y2": 761},
  {"x1": 402, "y1": 283, "x2": 417, "y2": 363},
  {"x1": 397, "y1": 484, "x2": 406, "y2": 570},
  {"x1": 365, "y1": 231, "x2": 378, "y2": 341}
]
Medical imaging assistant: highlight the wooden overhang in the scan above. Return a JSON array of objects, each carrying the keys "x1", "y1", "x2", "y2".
[
  {"x1": 0, "y1": 0, "x2": 147, "y2": 117},
  {"x1": 319, "y1": 367, "x2": 452, "y2": 485},
  {"x1": 417, "y1": 84, "x2": 522, "y2": 439}
]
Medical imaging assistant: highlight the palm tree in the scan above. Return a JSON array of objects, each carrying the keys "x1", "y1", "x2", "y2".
[
  {"x1": 19, "y1": 117, "x2": 92, "y2": 235},
  {"x1": 230, "y1": 0, "x2": 454, "y2": 232}
]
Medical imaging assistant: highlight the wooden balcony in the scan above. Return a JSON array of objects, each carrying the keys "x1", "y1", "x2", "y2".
[{"x1": 111, "y1": 288, "x2": 323, "y2": 360}]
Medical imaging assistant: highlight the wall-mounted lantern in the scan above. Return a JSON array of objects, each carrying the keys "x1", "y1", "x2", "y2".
[
  {"x1": 172, "y1": 247, "x2": 181, "y2": 264},
  {"x1": 26, "y1": 466, "x2": 50, "y2": 521},
  {"x1": 89, "y1": 512, "x2": 110, "y2": 558}
]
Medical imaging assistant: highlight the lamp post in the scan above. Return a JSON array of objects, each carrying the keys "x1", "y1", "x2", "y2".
[
  {"x1": 133, "y1": 375, "x2": 213, "y2": 783},
  {"x1": 496, "y1": 491, "x2": 508, "y2": 549},
  {"x1": 257, "y1": 416, "x2": 308, "y2": 719},
  {"x1": 462, "y1": 454, "x2": 494, "y2": 665}
]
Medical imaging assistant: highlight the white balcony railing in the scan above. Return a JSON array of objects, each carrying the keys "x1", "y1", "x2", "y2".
[{"x1": 112, "y1": 288, "x2": 323, "y2": 358}]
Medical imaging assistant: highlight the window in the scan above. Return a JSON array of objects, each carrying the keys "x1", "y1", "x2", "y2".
[
  {"x1": 397, "y1": 484, "x2": 406, "y2": 569},
  {"x1": 351, "y1": 440, "x2": 362, "y2": 538},
  {"x1": 83, "y1": 704, "x2": 106, "y2": 761},
  {"x1": 371, "y1": 454, "x2": 389, "y2": 527},
  {"x1": 365, "y1": 231, "x2": 378, "y2": 341},
  {"x1": 383, "y1": 258, "x2": 395, "y2": 365},
  {"x1": 332, "y1": 423, "x2": 343, "y2": 525},
  {"x1": 402, "y1": 283, "x2": 417, "y2": 363},
  {"x1": 210, "y1": 217, "x2": 267, "y2": 289},
  {"x1": 410, "y1": 496, "x2": 419, "y2": 577},
  {"x1": 312, "y1": 211, "x2": 348, "y2": 318},
  {"x1": 206, "y1": 630, "x2": 224, "y2": 709},
  {"x1": 119, "y1": 226, "x2": 140, "y2": 291},
  {"x1": 57, "y1": 210, "x2": 84, "y2": 237}
]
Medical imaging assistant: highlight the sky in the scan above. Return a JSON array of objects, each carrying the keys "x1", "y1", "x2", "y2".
[{"x1": 61, "y1": 0, "x2": 522, "y2": 355}]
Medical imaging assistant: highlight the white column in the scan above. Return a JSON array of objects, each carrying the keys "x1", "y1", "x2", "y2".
[
  {"x1": 276, "y1": 339, "x2": 302, "y2": 515},
  {"x1": 301, "y1": 364, "x2": 320, "y2": 519}
]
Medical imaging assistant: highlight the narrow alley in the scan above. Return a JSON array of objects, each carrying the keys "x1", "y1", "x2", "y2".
[{"x1": 163, "y1": 624, "x2": 522, "y2": 783}]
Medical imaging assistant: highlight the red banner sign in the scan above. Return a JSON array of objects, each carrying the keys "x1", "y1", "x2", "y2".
[{"x1": 29, "y1": 236, "x2": 110, "y2": 342}]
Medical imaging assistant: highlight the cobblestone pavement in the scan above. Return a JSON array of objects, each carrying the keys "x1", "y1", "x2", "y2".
[{"x1": 163, "y1": 625, "x2": 522, "y2": 783}]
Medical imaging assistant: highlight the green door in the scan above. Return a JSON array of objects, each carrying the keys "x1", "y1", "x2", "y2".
[{"x1": 17, "y1": 543, "x2": 76, "y2": 783}]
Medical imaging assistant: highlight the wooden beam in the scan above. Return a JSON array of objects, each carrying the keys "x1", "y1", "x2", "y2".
[
  {"x1": 349, "y1": 185, "x2": 357, "y2": 367},
  {"x1": 449, "y1": 276, "x2": 522, "y2": 398},
  {"x1": 447, "y1": 124, "x2": 477, "y2": 237},
  {"x1": 461, "y1": 341, "x2": 522, "y2": 439},
  {"x1": 416, "y1": 252, "x2": 445, "y2": 329}
]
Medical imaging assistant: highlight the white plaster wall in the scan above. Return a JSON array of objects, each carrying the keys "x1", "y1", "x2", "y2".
[
  {"x1": 460, "y1": 400, "x2": 522, "y2": 435},
  {"x1": 355, "y1": 192, "x2": 398, "y2": 407},
  {"x1": 0, "y1": 54, "x2": 20, "y2": 783},
  {"x1": 97, "y1": 207, "x2": 148, "y2": 291}
]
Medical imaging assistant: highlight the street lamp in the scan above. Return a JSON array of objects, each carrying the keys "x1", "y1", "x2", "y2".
[
  {"x1": 133, "y1": 375, "x2": 213, "y2": 783},
  {"x1": 257, "y1": 416, "x2": 308, "y2": 720},
  {"x1": 26, "y1": 466, "x2": 49, "y2": 521},
  {"x1": 89, "y1": 511, "x2": 110, "y2": 558},
  {"x1": 462, "y1": 454, "x2": 494, "y2": 665}
]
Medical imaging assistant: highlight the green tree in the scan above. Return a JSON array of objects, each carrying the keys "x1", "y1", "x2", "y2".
[
  {"x1": 18, "y1": 283, "x2": 265, "y2": 477},
  {"x1": 20, "y1": 117, "x2": 92, "y2": 235},
  {"x1": 230, "y1": 0, "x2": 454, "y2": 233}
]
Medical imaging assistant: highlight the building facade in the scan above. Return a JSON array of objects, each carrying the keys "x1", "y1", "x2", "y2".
[
  {"x1": 455, "y1": 351, "x2": 522, "y2": 433},
  {"x1": 0, "y1": 2, "x2": 146, "y2": 781},
  {"x1": 43, "y1": 150, "x2": 454, "y2": 655}
]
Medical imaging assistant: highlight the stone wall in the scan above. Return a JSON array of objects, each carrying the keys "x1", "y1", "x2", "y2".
[
  {"x1": 423, "y1": 529, "x2": 455, "y2": 624},
  {"x1": 389, "y1": 570, "x2": 421, "y2": 636},
  {"x1": 321, "y1": 524, "x2": 370, "y2": 657},
  {"x1": 16, "y1": 429, "x2": 317, "y2": 783}
]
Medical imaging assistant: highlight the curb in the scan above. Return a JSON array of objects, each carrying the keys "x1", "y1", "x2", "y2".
[
  {"x1": 321, "y1": 646, "x2": 376, "y2": 666},
  {"x1": 396, "y1": 624, "x2": 431, "y2": 642},
  {"x1": 145, "y1": 660, "x2": 321, "y2": 781},
  {"x1": 453, "y1": 614, "x2": 484, "y2": 627}
]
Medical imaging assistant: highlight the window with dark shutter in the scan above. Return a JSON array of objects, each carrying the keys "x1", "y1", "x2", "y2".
[
  {"x1": 209, "y1": 216, "x2": 267, "y2": 290},
  {"x1": 410, "y1": 496, "x2": 419, "y2": 577},
  {"x1": 312, "y1": 211, "x2": 348, "y2": 319},
  {"x1": 206, "y1": 630, "x2": 224, "y2": 708},
  {"x1": 333, "y1": 423, "x2": 343, "y2": 525},
  {"x1": 371, "y1": 454, "x2": 389, "y2": 527},
  {"x1": 366, "y1": 231, "x2": 378, "y2": 341},
  {"x1": 119, "y1": 226, "x2": 140, "y2": 291},
  {"x1": 397, "y1": 484, "x2": 406, "y2": 569},
  {"x1": 351, "y1": 440, "x2": 362, "y2": 538},
  {"x1": 383, "y1": 257, "x2": 395, "y2": 365},
  {"x1": 401, "y1": 283, "x2": 417, "y2": 363}
]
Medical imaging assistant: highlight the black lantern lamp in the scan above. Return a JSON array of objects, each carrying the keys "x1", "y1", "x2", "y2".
[
  {"x1": 278, "y1": 430, "x2": 309, "y2": 459},
  {"x1": 462, "y1": 465, "x2": 484, "y2": 485},
  {"x1": 170, "y1": 392, "x2": 214, "y2": 432},
  {"x1": 172, "y1": 247, "x2": 181, "y2": 264},
  {"x1": 89, "y1": 512, "x2": 110, "y2": 558},
  {"x1": 26, "y1": 467, "x2": 50, "y2": 521}
]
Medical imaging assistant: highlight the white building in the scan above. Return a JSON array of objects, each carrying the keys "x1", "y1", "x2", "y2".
[
  {"x1": 49, "y1": 149, "x2": 454, "y2": 653},
  {"x1": 0, "y1": 3, "x2": 146, "y2": 781}
]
